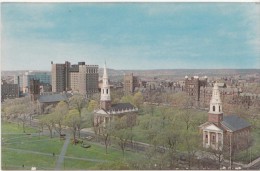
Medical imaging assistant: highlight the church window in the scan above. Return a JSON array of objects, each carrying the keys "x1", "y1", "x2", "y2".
[{"x1": 213, "y1": 106, "x2": 215, "y2": 112}]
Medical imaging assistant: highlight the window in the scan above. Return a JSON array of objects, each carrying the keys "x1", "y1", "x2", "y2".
[
  {"x1": 107, "y1": 89, "x2": 108, "y2": 94},
  {"x1": 219, "y1": 106, "x2": 221, "y2": 112},
  {"x1": 213, "y1": 106, "x2": 215, "y2": 111}
]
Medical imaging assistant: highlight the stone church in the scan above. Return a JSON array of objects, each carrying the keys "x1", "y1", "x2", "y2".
[
  {"x1": 199, "y1": 83, "x2": 251, "y2": 151},
  {"x1": 94, "y1": 63, "x2": 138, "y2": 130}
]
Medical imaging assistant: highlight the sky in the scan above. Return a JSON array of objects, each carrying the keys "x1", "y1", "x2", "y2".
[{"x1": 1, "y1": 3, "x2": 260, "y2": 70}]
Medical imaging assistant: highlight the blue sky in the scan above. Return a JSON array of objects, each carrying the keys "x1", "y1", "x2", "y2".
[{"x1": 1, "y1": 3, "x2": 260, "y2": 70}]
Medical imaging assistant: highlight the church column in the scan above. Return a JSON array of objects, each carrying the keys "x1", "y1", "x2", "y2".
[
  {"x1": 208, "y1": 131, "x2": 210, "y2": 145},
  {"x1": 216, "y1": 132, "x2": 219, "y2": 149},
  {"x1": 203, "y1": 131, "x2": 205, "y2": 148}
]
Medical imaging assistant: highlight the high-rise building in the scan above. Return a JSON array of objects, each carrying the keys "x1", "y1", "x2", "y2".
[
  {"x1": 51, "y1": 61, "x2": 99, "y2": 97},
  {"x1": 29, "y1": 79, "x2": 40, "y2": 101},
  {"x1": 124, "y1": 73, "x2": 138, "y2": 94},
  {"x1": 22, "y1": 71, "x2": 51, "y2": 93},
  {"x1": 51, "y1": 61, "x2": 70, "y2": 93}
]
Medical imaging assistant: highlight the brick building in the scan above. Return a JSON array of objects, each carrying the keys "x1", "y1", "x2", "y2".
[
  {"x1": 124, "y1": 73, "x2": 138, "y2": 94},
  {"x1": 199, "y1": 84, "x2": 251, "y2": 153},
  {"x1": 51, "y1": 61, "x2": 99, "y2": 97},
  {"x1": 184, "y1": 76, "x2": 208, "y2": 105}
]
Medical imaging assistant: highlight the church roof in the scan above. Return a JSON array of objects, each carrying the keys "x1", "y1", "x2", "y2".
[
  {"x1": 109, "y1": 103, "x2": 136, "y2": 112},
  {"x1": 38, "y1": 93, "x2": 68, "y2": 103},
  {"x1": 221, "y1": 115, "x2": 251, "y2": 132}
]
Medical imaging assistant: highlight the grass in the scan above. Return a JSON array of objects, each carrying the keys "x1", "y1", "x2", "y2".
[
  {"x1": 1, "y1": 121, "x2": 37, "y2": 134},
  {"x1": 1, "y1": 121, "x2": 145, "y2": 170},
  {"x1": 1, "y1": 149, "x2": 56, "y2": 170}
]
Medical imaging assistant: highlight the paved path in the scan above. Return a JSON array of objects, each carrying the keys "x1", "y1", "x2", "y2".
[{"x1": 55, "y1": 135, "x2": 71, "y2": 170}]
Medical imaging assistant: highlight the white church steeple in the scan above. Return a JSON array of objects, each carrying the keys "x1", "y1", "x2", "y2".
[
  {"x1": 208, "y1": 83, "x2": 223, "y2": 124},
  {"x1": 209, "y1": 83, "x2": 222, "y2": 114},
  {"x1": 100, "y1": 62, "x2": 111, "y2": 110}
]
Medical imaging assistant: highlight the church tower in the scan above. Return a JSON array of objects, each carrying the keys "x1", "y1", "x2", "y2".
[
  {"x1": 208, "y1": 83, "x2": 223, "y2": 126},
  {"x1": 100, "y1": 63, "x2": 111, "y2": 110}
]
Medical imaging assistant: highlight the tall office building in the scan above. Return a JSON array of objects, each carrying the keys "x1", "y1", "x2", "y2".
[
  {"x1": 51, "y1": 61, "x2": 70, "y2": 93},
  {"x1": 51, "y1": 61, "x2": 99, "y2": 97},
  {"x1": 22, "y1": 71, "x2": 51, "y2": 93}
]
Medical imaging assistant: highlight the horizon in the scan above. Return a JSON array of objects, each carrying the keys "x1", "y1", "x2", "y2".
[
  {"x1": 2, "y1": 3, "x2": 260, "y2": 70},
  {"x1": 2, "y1": 68, "x2": 260, "y2": 72}
]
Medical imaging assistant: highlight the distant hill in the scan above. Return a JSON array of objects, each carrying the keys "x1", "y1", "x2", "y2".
[{"x1": 2, "y1": 69, "x2": 259, "y2": 81}]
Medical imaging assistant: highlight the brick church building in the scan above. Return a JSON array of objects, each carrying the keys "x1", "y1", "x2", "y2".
[{"x1": 199, "y1": 83, "x2": 251, "y2": 151}]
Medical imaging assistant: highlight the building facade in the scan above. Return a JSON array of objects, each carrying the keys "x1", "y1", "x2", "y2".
[
  {"x1": 1, "y1": 80, "x2": 19, "y2": 101},
  {"x1": 184, "y1": 76, "x2": 208, "y2": 105},
  {"x1": 199, "y1": 83, "x2": 251, "y2": 152},
  {"x1": 23, "y1": 71, "x2": 51, "y2": 93},
  {"x1": 124, "y1": 73, "x2": 138, "y2": 94},
  {"x1": 29, "y1": 79, "x2": 40, "y2": 101},
  {"x1": 51, "y1": 61, "x2": 99, "y2": 97}
]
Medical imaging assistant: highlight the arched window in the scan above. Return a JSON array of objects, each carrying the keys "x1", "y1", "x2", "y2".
[
  {"x1": 107, "y1": 89, "x2": 108, "y2": 94},
  {"x1": 219, "y1": 106, "x2": 221, "y2": 112},
  {"x1": 213, "y1": 106, "x2": 215, "y2": 112}
]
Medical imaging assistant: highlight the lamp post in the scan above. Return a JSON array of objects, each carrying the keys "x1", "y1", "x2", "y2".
[{"x1": 229, "y1": 134, "x2": 232, "y2": 170}]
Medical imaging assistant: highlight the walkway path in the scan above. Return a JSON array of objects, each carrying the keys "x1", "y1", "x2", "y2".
[{"x1": 55, "y1": 134, "x2": 71, "y2": 170}]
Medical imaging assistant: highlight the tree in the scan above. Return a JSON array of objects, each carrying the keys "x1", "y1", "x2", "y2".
[
  {"x1": 87, "y1": 100, "x2": 98, "y2": 112},
  {"x1": 133, "y1": 92, "x2": 144, "y2": 109},
  {"x1": 99, "y1": 120, "x2": 114, "y2": 154},
  {"x1": 113, "y1": 116, "x2": 134, "y2": 157},
  {"x1": 120, "y1": 94, "x2": 134, "y2": 104},
  {"x1": 69, "y1": 94, "x2": 87, "y2": 138},
  {"x1": 52, "y1": 101, "x2": 68, "y2": 136},
  {"x1": 39, "y1": 114, "x2": 54, "y2": 138},
  {"x1": 207, "y1": 144, "x2": 224, "y2": 169},
  {"x1": 2, "y1": 97, "x2": 36, "y2": 132},
  {"x1": 64, "y1": 109, "x2": 81, "y2": 144},
  {"x1": 181, "y1": 130, "x2": 200, "y2": 169}
]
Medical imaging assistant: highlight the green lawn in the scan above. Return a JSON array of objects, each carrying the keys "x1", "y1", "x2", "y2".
[{"x1": 1, "y1": 121, "x2": 145, "y2": 170}]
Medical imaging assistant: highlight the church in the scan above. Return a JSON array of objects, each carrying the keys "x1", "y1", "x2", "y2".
[
  {"x1": 199, "y1": 83, "x2": 251, "y2": 151},
  {"x1": 94, "y1": 63, "x2": 138, "y2": 130}
]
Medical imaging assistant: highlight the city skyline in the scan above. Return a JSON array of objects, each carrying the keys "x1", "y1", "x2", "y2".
[{"x1": 1, "y1": 3, "x2": 260, "y2": 71}]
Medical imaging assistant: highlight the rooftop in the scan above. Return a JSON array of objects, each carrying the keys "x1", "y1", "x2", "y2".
[
  {"x1": 38, "y1": 93, "x2": 68, "y2": 103},
  {"x1": 221, "y1": 115, "x2": 251, "y2": 132}
]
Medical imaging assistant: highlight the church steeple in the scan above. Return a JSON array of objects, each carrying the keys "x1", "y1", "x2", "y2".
[
  {"x1": 100, "y1": 62, "x2": 111, "y2": 110},
  {"x1": 209, "y1": 83, "x2": 222, "y2": 114},
  {"x1": 208, "y1": 83, "x2": 223, "y2": 125}
]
